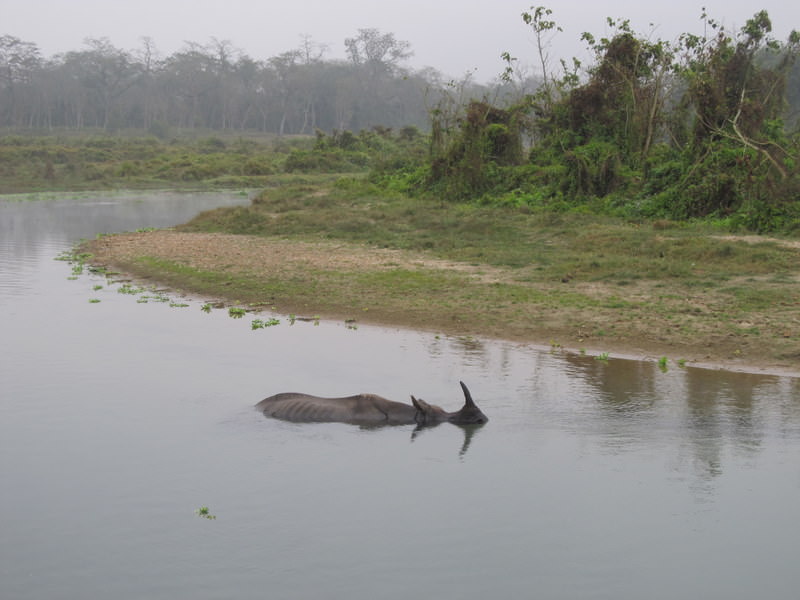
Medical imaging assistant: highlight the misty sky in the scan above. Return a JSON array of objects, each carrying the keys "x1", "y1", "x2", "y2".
[{"x1": 5, "y1": 0, "x2": 799, "y2": 81}]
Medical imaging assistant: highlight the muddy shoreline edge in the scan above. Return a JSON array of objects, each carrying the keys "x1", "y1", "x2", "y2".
[{"x1": 81, "y1": 230, "x2": 800, "y2": 379}]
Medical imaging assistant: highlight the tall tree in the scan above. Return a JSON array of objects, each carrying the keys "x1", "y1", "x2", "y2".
[
  {"x1": 344, "y1": 28, "x2": 412, "y2": 78},
  {"x1": 162, "y1": 42, "x2": 219, "y2": 129},
  {"x1": 62, "y1": 38, "x2": 140, "y2": 129},
  {"x1": 0, "y1": 35, "x2": 41, "y2": 126},
  {"x1": 130, "y1": 36, "x2": 164, "y2": 131},
  {"x1": 344, "y1": 28, "x2": 413, "y2": 129},
  {"x1": 268, "y1": 49, "x2": 303, "y2": 135}
]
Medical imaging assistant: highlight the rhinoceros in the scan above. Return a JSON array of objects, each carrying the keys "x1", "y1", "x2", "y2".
[{"x1": 256, "y1": 381, "x2": 487, "y2": 427}]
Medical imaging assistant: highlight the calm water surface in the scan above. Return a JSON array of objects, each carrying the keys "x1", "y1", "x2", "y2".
[{"x1": 1, "y1": 192, "x2": 799, "y2": 599}]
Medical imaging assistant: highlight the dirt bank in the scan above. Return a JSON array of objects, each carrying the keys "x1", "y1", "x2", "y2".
[{"x1": 84, "y1": 230, "x2": 800, "y2": 377}]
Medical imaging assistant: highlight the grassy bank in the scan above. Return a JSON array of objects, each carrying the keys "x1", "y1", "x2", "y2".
[
  {"x1": 83, "y1": 178, "x2": 800, "y2": 374},
  {"x1": 0, "y1": 133, "x2": 342, "y2": 193},
  {"x1": 0, "y1": 129, "x2": 419, "y2": 193}
]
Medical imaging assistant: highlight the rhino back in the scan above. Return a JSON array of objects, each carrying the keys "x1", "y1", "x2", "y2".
[{"x1": 256, "y1": 393, "x2": 417, "y2": 425}]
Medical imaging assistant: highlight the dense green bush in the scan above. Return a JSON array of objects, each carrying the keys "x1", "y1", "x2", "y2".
[{"x1": 406, "y1": 9, "x2": 799, "y2": 233}]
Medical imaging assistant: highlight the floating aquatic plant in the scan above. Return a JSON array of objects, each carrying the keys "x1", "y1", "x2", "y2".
[
  {"x1": 117, "y1": 283, "x2": 144, "y2": 295},
  {"x1": 251, "y1": 318, "x2": 281, "y2": 329},
  {"x1": 195, "y1": 506, "x2": 216, "y2": 520}
]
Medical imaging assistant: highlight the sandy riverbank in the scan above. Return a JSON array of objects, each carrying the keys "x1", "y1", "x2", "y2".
[{"x1": 83, "y1": 229, "x2": 800, "y2": 377}]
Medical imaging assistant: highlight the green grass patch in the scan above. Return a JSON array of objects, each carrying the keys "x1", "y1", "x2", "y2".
[
  {"x1": 182, "y1": 180, "x2": 800, "y2": 287},
  {"x1": 83, "y1": 177, "x2": 800, "y2": 369},
  {"x1": 722, "y1": 286, "x2": 798, "y2": 311}
]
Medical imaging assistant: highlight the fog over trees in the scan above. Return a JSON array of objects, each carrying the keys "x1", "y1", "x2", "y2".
[
  {"x1": 2, "y1": 8, "x2": 798, "y2": 230},
  {"x1": 0, "y1": 29, "x2": 524, "y2": 135}
]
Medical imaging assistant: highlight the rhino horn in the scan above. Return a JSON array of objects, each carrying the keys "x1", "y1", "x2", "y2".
[{"x1": 460, "y1": 381, "x2": 476, "y2": 407}]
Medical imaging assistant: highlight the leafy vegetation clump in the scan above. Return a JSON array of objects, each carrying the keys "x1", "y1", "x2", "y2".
[
  {"x1": 424, "y1": 100, "x2": 528, "y2": 200},
  {"x1": 403, "y1": 8, "x2": 800, "y2": 233}
]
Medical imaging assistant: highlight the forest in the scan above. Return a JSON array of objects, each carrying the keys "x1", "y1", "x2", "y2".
[
  {"x1": 0, "y1": 28, "x2": 498, "y2": 134},
  {"x1": 2, "y1": 7, "x2": 799, "y2": 232}
]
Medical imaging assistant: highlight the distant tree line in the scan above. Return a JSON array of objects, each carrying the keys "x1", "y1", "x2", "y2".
[{"x1": 0, "y1": 29, "x2": 506, "y2": 135}]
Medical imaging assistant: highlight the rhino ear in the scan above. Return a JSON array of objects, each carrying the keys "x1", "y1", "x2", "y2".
[
  {"x1": 411, "y1": 395, "x2": 431, "y2": 413},
  {"x1": 460, "y1": 381, "x2": 476, "y2": 407}
]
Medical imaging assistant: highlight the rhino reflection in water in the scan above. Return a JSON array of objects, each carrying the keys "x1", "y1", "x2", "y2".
[{"x1": 256, "y1": 381, "x2": 488, "y2": 427}]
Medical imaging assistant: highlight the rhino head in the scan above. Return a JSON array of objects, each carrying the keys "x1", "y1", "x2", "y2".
[{"x1": 411, "y1": 381, "x2": 488, "y2": 426}]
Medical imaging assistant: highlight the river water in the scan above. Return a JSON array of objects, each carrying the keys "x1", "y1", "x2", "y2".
[{"x1": 1, "y1": 191, "x2": 799, "y2": 600}]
